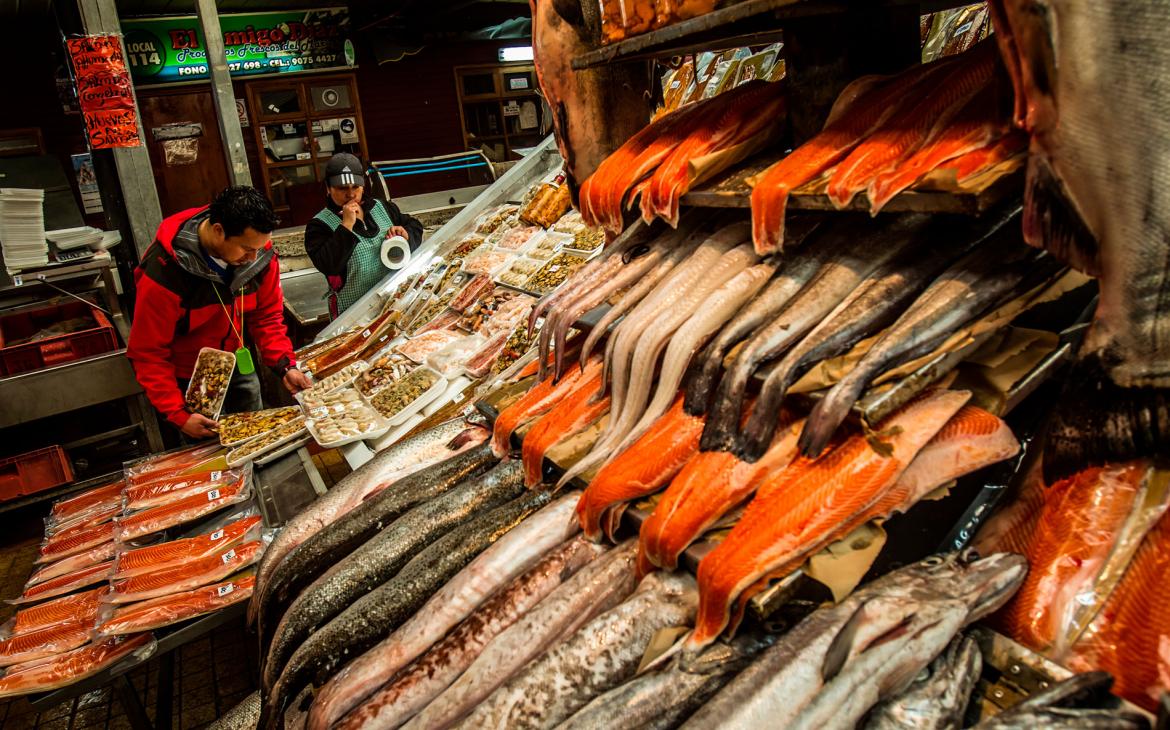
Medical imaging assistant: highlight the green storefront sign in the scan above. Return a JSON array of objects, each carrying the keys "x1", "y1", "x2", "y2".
[{"x1": 121, "y1": 8, "x2": 354, "y2": 84}]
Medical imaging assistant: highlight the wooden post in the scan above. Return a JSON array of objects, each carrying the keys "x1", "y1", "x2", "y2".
[
  {"x1": 195, "y1": 0, "x2": 252, "y2": 187},
  {"x1": 75, "y1": 0, "x2": 163, "y2": 260}
]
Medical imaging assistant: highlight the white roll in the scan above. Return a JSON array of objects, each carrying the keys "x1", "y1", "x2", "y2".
[{"x1": 380, "y1": 235, "x2": 411, "y2": 270}]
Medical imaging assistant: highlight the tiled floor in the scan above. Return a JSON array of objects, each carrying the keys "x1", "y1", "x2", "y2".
[{"x1": 0, "y1": 450, "x2": 351, "y2": 730}]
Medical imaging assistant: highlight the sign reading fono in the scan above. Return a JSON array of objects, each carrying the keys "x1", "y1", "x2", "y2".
[{"x1": 121, "y1": 8, "x2": 353, "y2": 85}]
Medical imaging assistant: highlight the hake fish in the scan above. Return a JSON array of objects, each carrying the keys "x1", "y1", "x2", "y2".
[
  {"x1": 261, "y1": 457, "x2": 526, "y2": 695},
  {"x1": 454, "y1": 571, "x2": 699, "y2": 730},
  {"x1": 863, "y1": 634, "x2": 983, "y2": 730},
  {"x1": 406, "y1": 541, "x2": 639, "y2": 730},
  {"x1": 249, "y1": 420, "x2": 487, "y2": 626},
  {"x1": 307, "y1": 492, "x2": 583, "y2": 730}
]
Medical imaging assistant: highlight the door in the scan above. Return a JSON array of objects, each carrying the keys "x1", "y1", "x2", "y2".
[{"x1": 138, "y1": 90, "x2": 231, "y2": 214}]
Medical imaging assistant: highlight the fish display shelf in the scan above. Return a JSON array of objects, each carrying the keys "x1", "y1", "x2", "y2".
[
  {"x1": 679, "y1": 146, "x2": 1025, "y2": 215},
  {"x1": 571, "y1": 0, "x2": 983, "y2": 69}
]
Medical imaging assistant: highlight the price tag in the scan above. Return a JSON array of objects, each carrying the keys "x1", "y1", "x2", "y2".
[
  {"x1": 362, "y1": 329, "x2": 371, "y2": 338},
  {"x1": 217, "y1": 583, "x2": 235, "y2": 597},
  {"x1": 206, "y1": 489, "x2": 221, "y2": 501},
  {"x1": 549, "y1": 265, "x2": 560, "y2": 273},
  {"x1": 221, "y1": 549, "x2": 236, "y2": 564},
  {"x1": 12, "y1": 275, "x2": 21, "y2": 286},
  {"x1": 210, "y1": 529, "x2": 225, "y2": 541},
  {"x1": 452, "y1": 390, "x2": 466, "y2": 404},
  {"x1": 210, "y1": 470, "x2": 222, "y2": 481}
]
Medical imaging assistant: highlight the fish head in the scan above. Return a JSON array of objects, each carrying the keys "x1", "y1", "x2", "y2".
[
  {"x1": 951, "y1": 550, "x2": 1028, "y2": 623},
  {"x1": 877, "y1": 600, "x2": 970, "y2": 697}
]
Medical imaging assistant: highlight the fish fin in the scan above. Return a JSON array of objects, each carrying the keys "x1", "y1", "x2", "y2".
[
  {"x1": 822, "y1": 600, "x2": 874, "y2": 683},
  {"x1": 1022, "y1": 151, "x2": 1101, "y2": 277},
  {"x1": 603, "y1": 502, "x2": 629, "y2": 542},
  {"x1": 1042, "y1": 350, "x2": 1170, "y2": 484}
]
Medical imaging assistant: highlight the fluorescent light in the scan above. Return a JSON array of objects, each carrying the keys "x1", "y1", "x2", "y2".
[{"x1": 498, "y1": 46, "x2": 534, "y2": 62}]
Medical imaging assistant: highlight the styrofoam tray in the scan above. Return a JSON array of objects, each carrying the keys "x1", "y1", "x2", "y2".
[
  {"x1": 254, "y1": 435, "x2": 313, "y2": 466},
  {"x1": 297, "y1": 361, "x2": 371, "y2": 406},
  {"x1": 304, "y1": 392, "x2": 392, "y2": 448},
  {"x1": 368, "y1": 366, "x2": 448, "y2": 426},
  {"x1": 226, "y1": 420, "x2": 309, "y2": 468}
]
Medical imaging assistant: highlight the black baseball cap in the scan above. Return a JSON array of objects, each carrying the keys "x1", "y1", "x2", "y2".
[{"x1": 325, "y1": 153, "x2": 364, "y2": 187}]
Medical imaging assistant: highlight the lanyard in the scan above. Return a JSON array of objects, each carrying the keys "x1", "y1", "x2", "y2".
[{"x1": 211, "y1": 283, "x2": 245, "y2": 351}]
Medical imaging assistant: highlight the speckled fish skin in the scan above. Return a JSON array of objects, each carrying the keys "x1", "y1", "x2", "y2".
[
  {"x1": 406, "y1": 541, "x2": 640, "y2": 730},
  {"x1": 250, "y1": 420, "x2": 488, "y2": 625},
  {"x1": 556, "y1": 631, "x2": 775, "y2": 730},
  {"x1": 261, "y1": 458, "x2": 526, "y2": 695},
  {"x1": 256, "y1": 442, "x2": 497, "y2": 656},
  {"x1": 261, "y1": 488, "x2": 552, "y2": 730},
  {"x1": 308, "y1": 492, "x2": 584, "y2": 730},
  {"x1": 332, "y1": 537, "x2": 606, "y2": 730},
  {"x1": 863, "y1": 634, "x2": 982, "y2": 730},
  {"x1": 207, "y1": 691, "x2": 261, "y2": 730},
  {"x1": 454, "y1": 571, "x2": 699, "y2": 730}
]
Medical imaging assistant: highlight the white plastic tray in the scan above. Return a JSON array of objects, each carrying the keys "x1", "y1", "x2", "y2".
[
  {"x1": 304, "y1": 392, "x2": 393, "y2": 448},
  {"x1": 226, "y1": 420, "x2": 309, "y2": 468},
  {"x1": 297, "y1": 361, "x2": 371, "y2": 406},
  {"x1": 367, "y1": 412, "x2": 425, "y2": 452},
  {"x1": 254, "y1": 434, "x2": 312, "y2": 466},
  {"x1": 369, "y1": 366, "x2": 448, "y2": 426}
]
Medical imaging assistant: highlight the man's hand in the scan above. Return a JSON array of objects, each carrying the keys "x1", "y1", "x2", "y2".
[
  {"x1": 181, "y1": 413, "x2": 219, "y2": 440},
  {"x1": 340, "y1": 201, "x2": 363, "y2": 230},
  {"x1": 283, "y1": 367, "x2": 313, "y2": 394},
  {"x1": 387, "y1": 225, "x2": 409, "y2": 240}
]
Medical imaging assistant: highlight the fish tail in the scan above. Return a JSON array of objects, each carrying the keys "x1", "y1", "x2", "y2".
[
  {"x1": 736, "y1": 373, "x2": 791, "y2": 463},
  {"x1": 602, "y1": 502, "x2": 627, "y2": 542},
  {"x1": 1022, "y1": 150, "x2": 1101, "y2": 277},
  {"x1": 750, "y1": 178, "x2": 789, "y2": 256},
  {"x1": 699, "y1": 374, "x2": 747, "y2": 453},
  {"x1": 1042, "y1": 351, "x2": 1170, "y2": 484},
  {"x1": 798, "y1": 380, "x2": 863, "y2": 458}
]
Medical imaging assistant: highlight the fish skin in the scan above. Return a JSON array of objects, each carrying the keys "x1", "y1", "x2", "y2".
[
  {"x1": 0, "y1": 634, "x2": 153, "y2": 699},
  {"x1": 113, "y1": 515, "x2": 261, "y2": 580},
  {"x1": 799, "y1": 224, "x2": 1058, "y2": 458},
  {"x1": 209, "y1": 691, "x2": 262, "y2": 730},
  {"x1": 454, "y1": 571, "x2": 699, "y2": 730},
  {"x1": 262, "y1": 488, "x2": 552, "y2": 730},
  {"x1": 334, "y1": 537, "x2": 606, "y2": 730},
  {"x1": 250, "y1": 420, "x2": 487, "y2": 624},
  {"x1": 681, "y1": 551, "x2": 1027, "y2": 730},
  {"x1": 576, "y1": 397, "x2": 705, "y2": 542},
  {"x1": 306, "y1": 492, "x2": 583, "y2": 730},
  {"x1": 255, "y1": 443, "x2": 497, "y2": 654},
  {"x1": 98, "y1": 574, "x2": 255, "y2": 637},
  {"x1": 522, "y1": 363, "x2": 609, "y2": 487},
  {"x1": 406, "y1": 541, "x2": 639, "y2": 730},
  {"x1": 108, "y1": 541, "x2": 261, "y2": 604},
  {"x1": 555, "y1": 631, "x2": 776, "y2": 730},
  {"x1": 492, "y1": 368, "x2": 590, "y2": 458},
  {"x1": 701, "y1": 214, "x2": 930, "y2": 454},
  {"x1": 863, "y1": 634, "x2": 983, "y2": 730},
  {"x1": 537, "y1": 253, "x2": 632, "y2": 383},
  {"x1": 261, "y1": 458, "x2": 527, "y2": 695},
  {"x1": 691, "y1": 389, "x2": 970, "y2": 648}
]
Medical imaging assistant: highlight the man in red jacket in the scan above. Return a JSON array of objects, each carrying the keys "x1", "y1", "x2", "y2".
[{"x1": 128, "y1": 186, "x2": 312, "y2": 440}]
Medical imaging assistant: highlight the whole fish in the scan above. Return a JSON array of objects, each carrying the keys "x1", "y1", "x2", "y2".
[
  {"x1": 406, "y1": 541, "x2": 639, "y2": 730},
  {"x1": 799, "y1": 227, "x2": 1060, "y2": 457},
  {"x1": 989, "y1": 0, "x2": 1170, "y2": 482},
  {"x1": 307, "y1": 492, "x2": 583, "y2": 730},
  {"x1": 208, "y1": 691, "x2": 261, "y2": 730},
  {"x1": 681, "y1": 551, "x2": 1027, "y2": 729},
  {"x1": 864, "y1": 634, "x2": 983, "y2": 730},
  {"x1": 261, "y1": 488, "x2": 552, "y2": 729},
  {"x1": 261, "y1": 458, "x2": 526, "y2": 695},
  {"x1": 334, "y1": 538, "x2": 606, "y2": 730},
  {"x1": 700, "y1": 214, "x2": 930, "y2": 453},
  {"x1": 556, "y1": 632, "x2": 775, "y2": 730},
  {"x1": 256, "y1": 443, "x2": 497, "y2": 655},
  {"x1": 454, "y1": 571, "x2": 699, "y2": 729},
  {"x1": 249, "y1": 420, "x2": 487, "y2": 625},
  {"x1": 975, "y1": 671, "x2": 1150, "y2": 729}
]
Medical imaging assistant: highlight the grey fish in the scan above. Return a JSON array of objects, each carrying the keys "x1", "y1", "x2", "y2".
[
  {"x1": 209, "y1": 691, "x2": 261, "y2": 730},
  {"x1": 799, "y1": 227, "x2": 1062, "y2": 457},
  {"x1": 976, "y1": 671, "x2": 1150, "y2": 729},
  {"x1": 407, "y1": 541, "x2": 640, "y2": 730},
  {"x1": 864, "y1": 634, "x2": 982, "y2": 730},
  {"x1": 556, "y1": 631, "x2": 775, "y2": 730},
  {"x1": 261, "y1": 485, "x2": 551, "y2": 730},
  {"x1": 249, "y1": 420, "x2": 487, "y2": 626},
  {"x1": 737, "y1": 208, "x2": 1019, "y2": 461},
  {"x1": 700, "y1": 213, "x2": 931, "y2": 453},
  {"x1": 681, "y1": 551, "x2": 1026, "y2": 730},
  {"x1": 455, "y1": 571, "x2": 699, "y2": 730},
  {"x1": 261, "y1": 456, "x2": 524, "y2": 695},
  {"x1": 332, "y1": 537, "x2": 607, "y2": 730},
  {"x1": 256, "y1": 442, "x2": 497, "y2": 658}
]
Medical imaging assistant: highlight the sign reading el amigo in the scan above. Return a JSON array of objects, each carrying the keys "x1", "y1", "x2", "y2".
[
  {"x1": 121, "y1": 8, "x2": 355, "y2": 85},
  {"x1": 66, "y1": 34, "x2": 142, "y2": 149}
]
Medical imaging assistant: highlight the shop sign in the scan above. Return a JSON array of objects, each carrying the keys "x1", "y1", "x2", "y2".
[
  {"x1": 65, "y1": 34, "x2": 142, "y2": 149},
  {"x1": 121, "y1": 8, "x2": 353, "y2": 85}
]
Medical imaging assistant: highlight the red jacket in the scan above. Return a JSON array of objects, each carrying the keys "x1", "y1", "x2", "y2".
[{"x1": 127, "y1": 206, "x2": 296, "y2": 428}]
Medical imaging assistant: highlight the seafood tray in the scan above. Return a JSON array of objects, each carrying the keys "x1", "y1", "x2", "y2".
[
  {"x1": 563, "y1": 227, "x2": 605, "y2": 254},
  {"x1": 368, "y1": 366, "x2": 446, "y2": 425},
  {"x1": 450, "y1": 233, "x2": 488, "y2": 259},
  {"x1": 303, "y1": 387, "x2": 392, "y2": 447},
  {"x1": 425, "y1": 334, "x2": 486, "y2": 377},
  {"x1": 184, "y1": 348, "x2": 236, "y2": 420},
  {"x1": 299, "y1": 361, "x2": 370, "y2": 401},
  {"x1": 474, "y1": 204, "x2": 518, "y2": 235},
  {"x1": 495, "y1": 257, "x2": 542, "y2": 289},
  {"x1": 552, "y1": 210, "x2": 587, "y2": 235},
  {"x1": 529, "y1": 232, "x2": 569, "y2": 260},
  {"x1": 491, "y1": 320, "x2": 541, "y2": 376},
  {"x1": 522, "y1": 252, "x2": 589, "y2": 295},
  {"x1": 226, "y1": 417, "x2": 308, "y2": 468},
  {"x1": 484, "y1": 220, "x2": 519, "y2": 246},
  {"x1": 461, "y1": 248, "x2": 514, "y2": 276},
  {"x1": 495, "y1": 225, "x2": 544, "y2": 251},
  {"x1": 217, "y1": 407, "x2": 303, "y2": 447},
  {"x1": 395, "y1": 329, "x2": 464, "y2": 364},
  {"x1": 356, "y1": 351, "x2": 417, "y2": 397}
]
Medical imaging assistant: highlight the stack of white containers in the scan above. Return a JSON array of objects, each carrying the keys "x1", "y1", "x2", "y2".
[{"x1": 0, "y1": 188, "x2": 47, "y2": 271}]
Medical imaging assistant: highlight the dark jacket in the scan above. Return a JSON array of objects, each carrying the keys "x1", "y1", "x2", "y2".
[
  {"x1": 127, "y1": 206, "x2": 296, "y2": 428},
  {"x1": 304, "y1": 196, "x2": 424, "y2": 287}
]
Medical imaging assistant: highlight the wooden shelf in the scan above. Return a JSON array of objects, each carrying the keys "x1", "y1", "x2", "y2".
[
  {"x1": 572, "y1": 0, "x2": 980, "y2": 69},
  {"x1": 680, "y1": 147, "x2": 1026, "y2": 215}
]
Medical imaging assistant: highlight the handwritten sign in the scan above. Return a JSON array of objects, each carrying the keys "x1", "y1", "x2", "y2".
[{"x1": 66, "y1": 34, "x2": 141, "y2": 149}]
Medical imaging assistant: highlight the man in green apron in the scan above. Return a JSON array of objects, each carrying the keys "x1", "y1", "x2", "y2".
[{"x1": 305, "y1": 153, "x2": 423, "y2": 318}]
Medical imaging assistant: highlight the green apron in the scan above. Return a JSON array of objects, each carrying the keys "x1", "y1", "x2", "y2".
[{"x1": 314, "y1": 200, "x2": 395, "y2": 316}]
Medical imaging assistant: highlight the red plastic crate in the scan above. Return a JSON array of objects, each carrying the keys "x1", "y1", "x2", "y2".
[
  {"x1": 0, "y1": 445, "x2": 74, "y2": 501},
  {"x1": 0, "y1": 299, "x2": 118, "y2": 376}
]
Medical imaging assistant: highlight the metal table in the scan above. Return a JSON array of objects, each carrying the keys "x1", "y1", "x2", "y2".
[{"x1": 280, "y1": 269, "x2": 330, "y2": 328}]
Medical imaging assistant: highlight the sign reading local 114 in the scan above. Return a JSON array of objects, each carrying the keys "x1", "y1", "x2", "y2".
[{"x1": 121, "y1": 8, "x2": 355, "y2": 84}]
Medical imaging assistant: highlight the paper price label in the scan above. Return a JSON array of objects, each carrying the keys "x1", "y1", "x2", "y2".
[
  {"x1": 12, "y1": 275, "x2": 21, "y2": 286},
  {"x1": 210, "y1": 529, "x2": 225, "y2": 541},
  {"x1": 221, "y1": 549, "x2": 236, "y2": 564},
  {"x1": 362, "y1": 329, "x2": 372, "y2": 338},
  {"x1": 206, "y1": 489, "x2": 221, "y2": 501},
  {"x1": 210, "y1": 470, "x2": 222, "y2": 481},
  {"x1": 217, "y1": 583, "x2": 235, "y2": 597},
  {"x1": 549, "y1": 265, "x2": 560, "y2": 272}
]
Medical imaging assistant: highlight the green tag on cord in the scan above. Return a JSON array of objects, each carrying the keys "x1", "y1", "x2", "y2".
[{"x1": 235, "y1": 347, "x2": 255, "y2": 375}]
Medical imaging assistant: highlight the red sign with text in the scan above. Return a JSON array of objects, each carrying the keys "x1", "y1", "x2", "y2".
[{"x1": 66, "y1": 34, "x2": 141, "y2": 149}]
